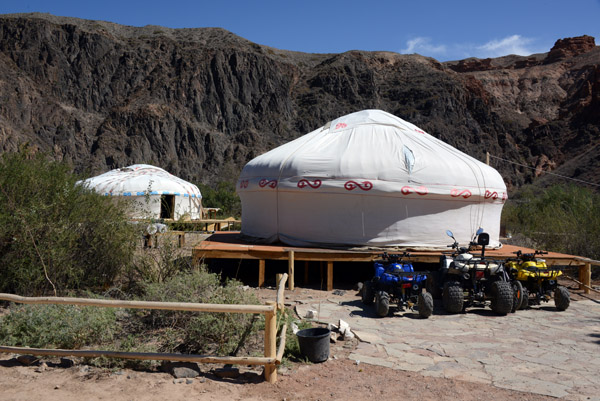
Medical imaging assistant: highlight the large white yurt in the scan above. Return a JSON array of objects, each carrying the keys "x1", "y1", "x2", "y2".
[
  {"x1": 81, "y1": 164, "x2": 202, "y2": 220},
  {"x1": 237, "y1": 110, "x2": 507, "y2": 249}
]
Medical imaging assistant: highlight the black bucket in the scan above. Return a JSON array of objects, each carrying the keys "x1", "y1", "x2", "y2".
[{"x1": 296, "y1": 327, "x2": 331, "y2": 363}]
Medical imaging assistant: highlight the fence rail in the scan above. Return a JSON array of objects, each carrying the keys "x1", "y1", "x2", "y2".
[{"x1": 0, "y1": 273, "x2": 289, "y2": 383}]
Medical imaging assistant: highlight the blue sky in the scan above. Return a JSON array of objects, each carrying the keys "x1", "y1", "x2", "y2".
[{"x1": 2, "y1": 0, "x2": 599, "y2": 61}]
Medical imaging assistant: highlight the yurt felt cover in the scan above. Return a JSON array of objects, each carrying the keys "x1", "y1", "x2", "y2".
[{"x1": 237, "y1": 110, "x2": 507, "y2": 249}]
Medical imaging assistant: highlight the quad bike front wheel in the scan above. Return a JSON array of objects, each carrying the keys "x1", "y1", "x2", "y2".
[
  {"x1": 554, "y1": 286, "x2": 570, "y2": 311},
  {"x1": 375, "y1": 291, "x2": 390, "y2": 317},
  {"x1": 361, "y1": 280, "x2": 375, "y2": 305},
  {"x1": 417, "y1": 291, "x2": 434, "y2": 318},
  {"x1": 490, "y1": 281, "x2": 513, "y2": 315},
  {"x1": 442, "y1": 281, "x2": 463, "y2": 314},
  {"x1": 511, "y1": 280, "x2": 523, "y2": 313}
]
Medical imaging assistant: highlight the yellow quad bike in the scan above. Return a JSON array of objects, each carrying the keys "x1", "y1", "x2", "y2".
[{"x1": 505, "y1": 250, "x2": 570, "y2": 311}]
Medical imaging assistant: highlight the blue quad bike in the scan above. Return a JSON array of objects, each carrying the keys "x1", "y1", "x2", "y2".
[{"x1": 361, "y1": 252, "x2": 434, "y2": 318}]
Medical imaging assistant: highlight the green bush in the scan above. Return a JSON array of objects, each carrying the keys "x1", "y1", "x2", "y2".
[
  {"x1": 0, "y1": 151, "x2": 138, "y2": 295},
  {"x1": 197, "y1": 181, "x2": 241, "y2": 218},
  {"x1": 0, "y1": 303, "x2": 118, "y2": 349},
  {"x1": 502, "y1": 184, "x2": 600, "y2": 259},
  {"x1": 139, "y1": 268, "x2": 261, "y2": 356}
]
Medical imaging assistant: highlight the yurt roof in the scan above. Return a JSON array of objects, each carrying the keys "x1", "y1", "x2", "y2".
[{"x1": 82, "y1": 164, "x2": 201, "y2": 198}]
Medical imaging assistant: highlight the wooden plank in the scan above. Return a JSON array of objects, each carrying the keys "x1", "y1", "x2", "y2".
[
  {"x1": 258, "y1": 259, "x2": 266, "y2": 288},
  {"x1": 563, "y1": 275, "x2": 600, "y2": 294},
  {"x1": 288, "y1": 250, "x2": 295, "y2": 291},
  {"x1": 0, "y1": 346, "x2": 274, "y2": 366},
  {"x1": 264, "y1": 302, "x2": 277, "y2": 383},
  {"x1": 0, "y1": 293, "x2": 275, "y2": 314},
  {"x1": 327, "y1": 261, "x2": 333, "y2": 291}
]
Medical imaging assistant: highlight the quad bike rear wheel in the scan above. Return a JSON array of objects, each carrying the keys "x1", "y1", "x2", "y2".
[
  {"x1": 417, "y1": 292, "x2": 434, "y2": 318},
  {"x1": 554, "y1": 286, "x2": 570, "y2": 311},
  {"x1": 519, "y1": 287, "x2": 529, "y2": 310},
  {"x1": 490, "y1": 281, "x2": 513, "y2": 315},
  {"x1": 511, "y1": 280, "x2": 523, "y2": 313},
  {"x1": 442, "y1": 281, "x2": 463, "y2": 314},
  {"x1": 361, "y1": 280, "x2": 375, "y2": 305},
  {"x1": 375, "y1": 291, "x2": 390, "y2": 317}
]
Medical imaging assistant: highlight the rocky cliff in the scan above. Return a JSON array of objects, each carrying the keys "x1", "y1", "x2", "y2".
[{"x1": 0, "y1": 13, "x2": 598, "y2": 190}]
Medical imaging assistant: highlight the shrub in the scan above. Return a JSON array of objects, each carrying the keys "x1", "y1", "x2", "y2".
[
  {"x1": 197, "y1": 181, "x2": 241, "y2": 218},
  {"x1": 139, "y1": 268, "x2": 261, "y2": 356},
  {"x1": 0, "y1": 151, "x2": 138, "y2": 295},
  {"x1": 502, "y1": 184, "x2": 600, "y2": 259},
  {"x1": 0, "y1": 303, "x2": 118, "y2": 349}
]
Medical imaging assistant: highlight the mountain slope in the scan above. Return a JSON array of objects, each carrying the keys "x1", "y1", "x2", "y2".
[{"x1": 0, "y1": 13, "x2": 598, "y2": 189}]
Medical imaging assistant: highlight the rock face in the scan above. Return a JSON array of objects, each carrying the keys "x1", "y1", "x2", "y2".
[{"x1": 0, "y1": 13, "x2": 598, "y2": 190}]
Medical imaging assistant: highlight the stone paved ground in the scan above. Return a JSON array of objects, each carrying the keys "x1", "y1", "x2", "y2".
[{"x1": 295, "y1": 296, "x2": 600, "y2": 400}]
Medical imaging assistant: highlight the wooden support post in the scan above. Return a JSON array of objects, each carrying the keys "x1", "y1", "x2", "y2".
[
  {"x1": 320, "y1": 261, "x2": 324, "y2": 286},
  {"x1": 258, "y1": 259, "x2": 266, "y2": 288},
  {"x1": 304, "y1": 261, "x2": 309, "y2": 285},
  {"x1": 178, "y1": 233, "x2": 185, "y2": 248},
  {"x1": 264, "y1": 301, "x2": 277, "y2": 383},
  {"x1": 327, "y1": 261, "x2": 333, "y2": 291},
  {"x1": 288, "y1": 250, "x2": 295, "y2": 291},
  {"x1": 486, "y1": 151, "x2": 490, "y2": 165},
  {"x1": 581, "y1": 263, "x2": 592, "y2": 295}
]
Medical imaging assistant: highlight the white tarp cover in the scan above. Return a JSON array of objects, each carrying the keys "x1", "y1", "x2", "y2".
[
  {"x1": 237, "y1": 110, "x2": 507, "y2": 249},
  {"x1": 81, "y1": 164, "x2": 202, "y2": 220}
]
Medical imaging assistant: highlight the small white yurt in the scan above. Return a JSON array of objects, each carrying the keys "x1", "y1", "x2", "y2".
[
  {"x1": 237, "y1": 110, "x2": 507, "y2": 249},
  {"x1": 81, "y1": 164, "x2": 202, "y2": 220}
]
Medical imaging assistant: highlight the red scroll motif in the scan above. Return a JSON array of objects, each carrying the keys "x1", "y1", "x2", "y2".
[
  {"x1": 344, "y1": 180, "x2": 373, "y2": 191},
  {"x1": 401, "y1": 186, "x2": 428, "y2": 195},
  {"x1": 451, "y1": 188, "x2": 472, "y2": 198},
  {"x1": 297, "y1": 179, "x2": 322, "y2": 189},
  {"x1": 502, "y1": 192, "x2": 508, "y2": 203},
  {"x1": 335, "y1": 122, "x2": 347, "y2": 130},
  {"x1": 239, "y1": 180, "x2": 249, "y2": 189},
  {"x1": 258, "y1": 179, "x2": 278, "y2": 188},
  {"x1": 485, "y1": 190, "x2": 499, "y2": 200}
]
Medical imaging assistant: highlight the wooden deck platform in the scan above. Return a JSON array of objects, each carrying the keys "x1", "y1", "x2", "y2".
[{"x1": 192, "y1": 232, "x2": 596, "y2": 292}]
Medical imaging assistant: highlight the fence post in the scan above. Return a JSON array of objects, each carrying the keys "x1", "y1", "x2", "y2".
[{"x1": 264, "y1": 301, "x2": 277, "y2": 383}]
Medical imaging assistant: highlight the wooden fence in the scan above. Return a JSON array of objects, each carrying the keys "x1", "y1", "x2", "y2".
[{"x1": 0, "y1": 274, "x2": 289, "y2": 383}]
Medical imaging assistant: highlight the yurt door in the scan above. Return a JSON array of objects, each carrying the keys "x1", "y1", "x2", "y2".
[{"x1": 160, "y1": 195, "x2": 175, "y2": 219}]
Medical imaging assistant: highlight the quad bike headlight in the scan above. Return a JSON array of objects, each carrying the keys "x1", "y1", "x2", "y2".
[
  {"x1": 548, "y1": 280, "x2": 555, "y2": 286},
  {"x1": 412, "y1": 284, "x2": 419, "y2": 291}
]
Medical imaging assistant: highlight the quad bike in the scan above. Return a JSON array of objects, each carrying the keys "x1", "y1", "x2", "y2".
[
  {"x1": 505, "y1": 250, "x2": 570, "y2": 311},
  {"x1": 361, "y1": 252, "x2": 433, "y2": 318},
  {"x1": 439, "y1": 229, "x2": 514, "y2": 315}
]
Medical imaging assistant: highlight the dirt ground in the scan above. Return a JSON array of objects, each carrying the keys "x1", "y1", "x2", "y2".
[{"x1": 1, "y1": 277, "x2": 597, "y2": 401}]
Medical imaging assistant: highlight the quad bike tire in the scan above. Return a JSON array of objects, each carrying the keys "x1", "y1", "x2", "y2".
[
  {"x1": 375, "y1": 291, "x2": 390, "y2": 317},
  {"x1": 361, "y1": 280, "x2": 375, "y2": 305},
  {"x1": 554, "y1": 286, "x2": 570, "y2": 311},
  {"x1": 417, "y1": 291, "x2": 434, "y2": 318},
  {"x1": 490, "y1": 281, "x2": 513, "y2": 315},
  {"x1": 519, "y1": 287, "x2": 529, "y2": 310},
  {"x1": 442, "y1": 281, "x2": 463, "y2": 314},
  {"x1": 511, "y1": 280, "x2": 523, "y2": 313}
]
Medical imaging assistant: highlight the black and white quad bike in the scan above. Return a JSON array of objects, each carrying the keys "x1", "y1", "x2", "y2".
[{"x1": 439, "y1": 229, "x2": 514, "y2": 315}]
